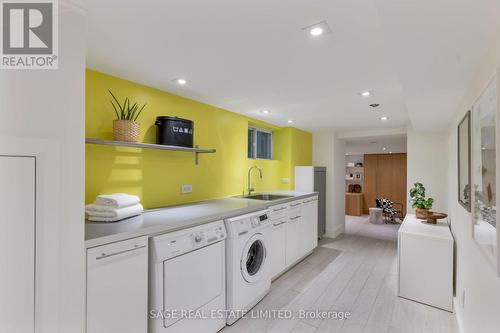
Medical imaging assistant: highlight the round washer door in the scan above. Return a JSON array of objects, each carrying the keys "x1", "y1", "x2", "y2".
[{"x1": 240, "y1": 233, "x2": 267, "y2": 283}]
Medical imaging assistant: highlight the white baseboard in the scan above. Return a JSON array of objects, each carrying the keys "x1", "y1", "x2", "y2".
[
  {"x1": 323, "y1": 225, "x2": 344, "y2": 239},
  {"x1": 453, "y1": 297, "x2": 464, "y2": 333}
]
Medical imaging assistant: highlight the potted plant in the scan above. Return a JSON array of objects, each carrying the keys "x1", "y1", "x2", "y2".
[
  {"x1": 409, "y1": 182, "x2": 434, "y2": 219},
  {"x1": 109, "y1": 90, "x2": 147, "y2": 142}
]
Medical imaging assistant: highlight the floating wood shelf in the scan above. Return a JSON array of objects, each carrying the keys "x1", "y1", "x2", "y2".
[{"x1": 85, "y1": 138, "x2": 216, "y2": 165}]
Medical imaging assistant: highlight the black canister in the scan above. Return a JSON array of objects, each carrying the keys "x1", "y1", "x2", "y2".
[{"x1": 155, "y1": 116, "x2": 194, "y2": 148}]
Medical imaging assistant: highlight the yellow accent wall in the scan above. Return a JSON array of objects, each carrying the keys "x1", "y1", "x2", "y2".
[{"x1": 86, "y1": 69, "x2": 312, "y2": 208}]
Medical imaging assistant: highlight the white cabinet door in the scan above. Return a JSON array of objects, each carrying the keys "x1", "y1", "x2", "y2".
[
  {"x1": 398, "y1": 215, "x2": 453, "y2": 311},
  {"x1": 302, "y1": 197, "x2": 318, "y2": 253},
  {"x1": 270, "y1": 216, "x2": 287, "y2": 279},
  {"x1": 269, "y1": 202, "x2": 288, "y2": 220},
  {"x1": 309, "y1": 198, "x2": 318, "y2": 251},
  {"x1": 87, "y1": 236, "x2": 148, "y2": 333},
  {"x1": 285, "y1": 201, "x2": 303, "y2": 266},
  {"x1": 0, "y1": 156, "x2": 35, "y2": 333}
]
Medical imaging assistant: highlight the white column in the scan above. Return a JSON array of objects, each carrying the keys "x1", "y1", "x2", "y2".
[
  {"x1": 313, "y1": 130, "x2": 346, "y2": 238},
  {"x1": 0, "y1": 1, "x2": 86, "y2": 332}
]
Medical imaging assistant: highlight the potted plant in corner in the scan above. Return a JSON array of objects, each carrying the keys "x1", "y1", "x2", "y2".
[
  {"x1": 409, "y1": 182, "x2": 434, "y2": 219},
  {"x1": 109, "y1": 90, "x2": 147, "y2": 142}
]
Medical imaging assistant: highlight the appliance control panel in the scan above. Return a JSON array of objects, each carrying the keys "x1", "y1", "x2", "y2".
[
  {"x1": 191, "y1": 232, "x2": 206, "y2": 245},
  {"x1": 200, "y1": 224, "x2": 226, "y2": 244},
  {"x1": 188, "y1": 224, "x2": 226, "y2": 248},
  {"x1": 251, "y1": 213, "x2": 269, "y2": 228},
  {"x1": 224, "y1": 210, "x2": 271, "y2": 237},
  {"x1": 151, "y1": 220, "x2": 226, "y2": 262}
]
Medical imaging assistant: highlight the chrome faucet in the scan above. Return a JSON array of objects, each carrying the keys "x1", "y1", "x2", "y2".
[{"x1": 247, "y1": 166, "x2": 263, "y2": 195}]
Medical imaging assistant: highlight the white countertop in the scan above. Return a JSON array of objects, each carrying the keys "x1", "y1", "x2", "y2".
[
  {"x1": 399, "y1": 213, "x2": 453, "y2": 241},
  {"x1": 85, "y1": 190, "x2": 317, "y2": 248}
]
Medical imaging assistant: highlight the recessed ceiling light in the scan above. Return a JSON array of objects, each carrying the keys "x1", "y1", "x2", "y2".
[
  {"x1": 379, "y1": 116, "x2": 388, "y2": 121},
  {"x1": 482, "y1": 146, "x2": 486, "y2": 150},
  {"x1": 389, "y1": 151, "x2": 393, "y2": 154},
  {"x1": 370, "y1": 103, "x2": 380, "y2": 108},
  {"x1": 287, "y1": 120, "x2": 294, "y2": 124},
  {"x1": 262, "y1": 110, "x2": 270, "y2": 114},
  {"x1": 360, "y1": 90, "x2": 372, "y2": 97},
  {"x1": 382, "y1": 147, "x2": 387, "y2": 151},
  {"x1": 176, "y1": 78, "x2": 187, "y2": 85},
  {"x1": 303, "y1": 21, "x2": 331, "y2": 37},
  {"x1": 310, "y1": 27, "x2": 323, "y2": 36}
]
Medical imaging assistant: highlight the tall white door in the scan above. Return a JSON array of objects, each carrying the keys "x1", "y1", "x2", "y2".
[{"x1": 0, "y1": 156, "x2": 36, "y2": 333}]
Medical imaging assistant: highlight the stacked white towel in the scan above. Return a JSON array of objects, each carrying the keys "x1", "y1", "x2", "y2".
[{"x1": 86, "y1": 193, "x2": 143, "y2": 222}]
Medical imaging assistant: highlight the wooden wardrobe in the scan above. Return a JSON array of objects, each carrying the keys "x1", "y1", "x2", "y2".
[{"x1": 363, "y1": 153, "x2": 407, "y2": 215}]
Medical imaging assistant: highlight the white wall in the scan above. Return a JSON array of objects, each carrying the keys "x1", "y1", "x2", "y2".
[
  {"x1": 346, "y1": 154, "x2": 364, "y2": 165},
  {"x1": 406, "y1": 128, "x2": 448, "y2": 213},
  {"x1": 345, "y1": 135, "x2": 407, "y2": 155},
  {"x1": 443, "y1": 29, "x2": 500, "y2": 333},
  {"x1": 0, "y1": 1, "x2": 86, "y2": 332},
  {"x1": 313, "y1": 131, "x2": 345, "y2": 238}
]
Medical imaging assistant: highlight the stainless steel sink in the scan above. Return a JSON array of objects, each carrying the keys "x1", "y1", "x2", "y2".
[{"x1": 238, "y1": 193, "x2": 293, "y2": 201}]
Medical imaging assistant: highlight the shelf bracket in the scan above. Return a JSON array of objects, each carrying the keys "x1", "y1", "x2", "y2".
[{"x1": 195, "y1": 145, "x2": 199, "y2": 165}]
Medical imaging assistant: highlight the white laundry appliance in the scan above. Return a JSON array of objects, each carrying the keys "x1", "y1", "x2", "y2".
[
  {"x1": 224, "y1": 210, "x2": 272, "y2": 325},
  {"x1": 149, "y1": 220, "x2": 227, "y2": 333}
]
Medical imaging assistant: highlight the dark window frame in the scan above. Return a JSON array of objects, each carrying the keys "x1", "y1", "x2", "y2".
[{"x1": 248, "y1": 126, "x2": 273, "y2": 160}]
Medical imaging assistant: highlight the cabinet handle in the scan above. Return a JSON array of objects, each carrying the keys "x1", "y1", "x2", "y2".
[
  {"x1": 96, "y1": 244, "x2": 146, "y2": 260},
  {"x1": 273, "y1": 207, "x2": 287, "y2": 212},
  {"x1": 290, "y1": 215, "x2": 301, "y2": 220},
  {"x1": 273, "y1": 221, "x2": 286, "y2": 227}
]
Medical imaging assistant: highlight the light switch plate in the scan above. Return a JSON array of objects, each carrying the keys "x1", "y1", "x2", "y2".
[
  {"x1": 281, "y1": 178, "x2": 289, "y2": 184},
  {"x1": 181, "y1": 184, "x2": 193, "y2": 193}
]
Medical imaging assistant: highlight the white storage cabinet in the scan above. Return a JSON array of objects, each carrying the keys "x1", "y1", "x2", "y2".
[
  {"x1": 86, "y1": 236, "x2": 149, "y2": 333},
  {"x1": 269, "y1": 202, "x2": 288, "y2": 279},
  {"x1": 398, "y1": 214, "x2": 453, "y2": 311},
  {"x1": 269, "y1": 196, "x2": 318, "y2": 279},
  {"x1": 301, "y1": 197, "x2": 318, "y2": 253}
]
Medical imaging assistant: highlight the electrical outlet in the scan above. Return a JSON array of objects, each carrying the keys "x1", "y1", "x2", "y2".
[
  {"x1": 181, "y1": 184, "x2": 192, "y2": 193},
  {"x1": 281, "y1": 178, "x2": 289, "y2": 184}
]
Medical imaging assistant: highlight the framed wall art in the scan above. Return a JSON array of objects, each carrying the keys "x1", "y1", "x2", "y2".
[
  {"x1": 471, "y1": 71, "x2": 500, "y2": 276},
  {"x1": 458, "y1": 111, "x2": 471, "y2": 211}
]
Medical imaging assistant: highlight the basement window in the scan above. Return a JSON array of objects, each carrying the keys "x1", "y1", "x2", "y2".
[{"x1": 248, "y1": 126, "x2": 273, "y2": 160}]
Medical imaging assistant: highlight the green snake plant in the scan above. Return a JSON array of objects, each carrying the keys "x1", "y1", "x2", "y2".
[{"x1": 109, "y1": 90, "x2": 147, "y2": 121}]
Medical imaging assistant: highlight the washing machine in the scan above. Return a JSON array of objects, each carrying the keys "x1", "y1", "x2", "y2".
[
  {"x1": 149, "y1": 220, "x2": 227, "y2": 333},
  {"x1": 224, "y1": 209, "x2": 272, "y2": 325}
]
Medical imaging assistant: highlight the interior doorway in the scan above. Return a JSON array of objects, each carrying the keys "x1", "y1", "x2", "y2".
[{"x1": 343, "y1": 133, "x2": 407, "y2": 238}]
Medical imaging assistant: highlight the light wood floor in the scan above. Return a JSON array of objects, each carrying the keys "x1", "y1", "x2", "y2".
[{"x1": 222, "y1": 215, "x2": 458, "y2": 333}]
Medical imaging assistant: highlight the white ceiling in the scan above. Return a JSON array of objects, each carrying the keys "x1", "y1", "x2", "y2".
[
  {"x1": 345, "y1": 134, "x2": 407, "y2": 155},
  {"x1": 85, "y1": 0, "x2": 500, "y2": 132},
  {"x1": 374, "y1": 0, "x2": 500, "y2": 131}
]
